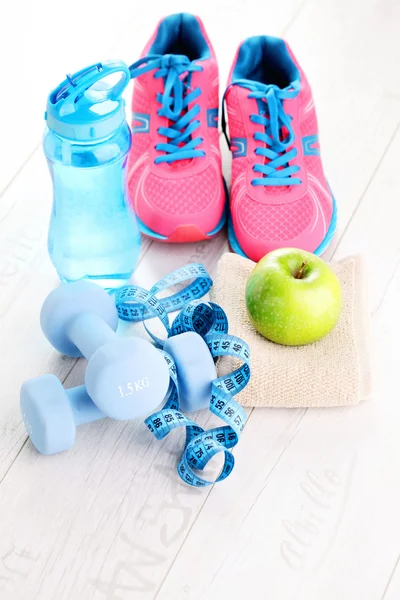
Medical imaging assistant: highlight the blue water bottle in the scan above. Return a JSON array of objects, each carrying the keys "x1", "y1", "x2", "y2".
[{"x1": 43, "y1": 61, "x2": 141, "y2": 289}]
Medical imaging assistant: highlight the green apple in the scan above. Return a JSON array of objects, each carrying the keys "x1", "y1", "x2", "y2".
[{"x1": 245, "y1": 248, "x2": 342, "y2": 346}]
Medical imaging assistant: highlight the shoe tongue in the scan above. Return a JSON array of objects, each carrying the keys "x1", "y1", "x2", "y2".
[
  {"x1": 167, "y1": 110, "x2": 193, "y2": 169},
  {"x1": 259, "y1": 106, "x2": 291, "y2": 192},
  {"x1": 233, "y1": 82, "x2": 298, "y2": 195},
  {"x1": 255, "y1": 83, "x2": 296, "y2": 195},
  {"x1": 169, "y1": 159, "x2": 192, "y2": 169},
  {"x1": 166, "y1": 64, "x2": 200, "y2": 170}
]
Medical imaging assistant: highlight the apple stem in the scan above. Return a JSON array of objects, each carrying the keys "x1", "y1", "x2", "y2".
[{"x1": 295, "y1": 261, "x2": 308, "y2": 279}]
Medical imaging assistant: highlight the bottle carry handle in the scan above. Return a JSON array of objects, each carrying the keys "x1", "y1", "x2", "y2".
[{"x1": 51, "y1": 60, "x2": 130, "y2": 111}]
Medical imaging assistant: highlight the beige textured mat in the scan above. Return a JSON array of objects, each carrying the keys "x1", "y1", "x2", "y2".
[{"x1": 211, "y1": 253, "x2": 372, "y2": 408}]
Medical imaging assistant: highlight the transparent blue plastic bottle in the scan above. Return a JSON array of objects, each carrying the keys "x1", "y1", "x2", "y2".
[{"x1": 43, "y1": 61, "x2": 141, "y2": 289}]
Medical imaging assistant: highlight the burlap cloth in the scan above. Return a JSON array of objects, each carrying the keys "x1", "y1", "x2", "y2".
[{"x1": 211, "y1": 253, "x2": 372, "y2": 408}]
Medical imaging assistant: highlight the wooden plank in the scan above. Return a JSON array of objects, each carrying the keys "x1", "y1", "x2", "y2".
[{"x1": 332, "y1": 127, "x2": 400, "y2": 310}]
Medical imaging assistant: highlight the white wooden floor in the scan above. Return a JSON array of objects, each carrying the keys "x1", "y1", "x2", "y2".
[{"x1": 1, "y1": 0, "x2": 399, "y2": 598}]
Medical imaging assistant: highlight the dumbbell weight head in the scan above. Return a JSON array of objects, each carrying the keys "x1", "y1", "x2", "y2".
[
  {"x1": 85, "y1": 336, "x2": 170, "y2": 420},
  {"x1": 40, "y1": 280, "x2": 119, "y2": 357},
  {"x1": 164, "y1": 331, "x2": 217, "y2": 413},
  {"x1": 20, "y1": 375, "x2": 105, "y2": 454}
]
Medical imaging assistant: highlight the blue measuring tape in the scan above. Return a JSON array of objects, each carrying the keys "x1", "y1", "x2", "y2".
[{"x1": 114, "y1": 263, "x2": 250, "y2": 487}]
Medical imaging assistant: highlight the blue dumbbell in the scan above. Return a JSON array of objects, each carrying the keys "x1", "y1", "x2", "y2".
[
  {"x1": 21, "y1": 280, "x2": 217, "y2": 454},
  {"x1": 21, "y1": 327, "x2": 217, "y2": 455},
  {"x1": 38, "y1": 280, "x2": 171, "y2": 420}
]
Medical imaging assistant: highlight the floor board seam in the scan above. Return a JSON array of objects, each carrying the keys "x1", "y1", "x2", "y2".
[
  {"x1": 0, "y1": 437, "x2": 28, "y2": 485},
  {"x1": 282, "y1": 0, "x2": 307, "y2": 35},
  {"x1": 331, "y1": 122, "x2": 400, "y2": 257},
  {"x1": 381, "y1": 551, "x2": 400, "y2": 599},
  {"x1": 0, "y1": 143, "x2": 41, "y2": 201}
]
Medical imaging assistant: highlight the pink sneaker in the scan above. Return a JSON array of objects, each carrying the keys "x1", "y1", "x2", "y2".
[
  {"x1": 128, "y1": 13, "x2": 226, "y2": 243},
  {"x1": 223, "y1": 36, "x2": 336, "y2": 261}
]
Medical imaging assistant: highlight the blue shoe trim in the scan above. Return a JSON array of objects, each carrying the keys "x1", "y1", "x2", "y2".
[
  {"x1": 137, "y1": 178, "x2": 229, "y2": 241},
  {"x1": 228, "y1": 214, "x2": 248, "y2": 258},
  {"x1": 313, "y1": 193, "x2": 337, "y2": 255},
  {"x1": 137, "y1": 218, "x2": 169, "y2": 240},
  {"x1": 228, "y1": 190, "x2": 337, "y2": 259},
  {"x1": 207, "y1": 206, "x2": 227, "y2": 236}
]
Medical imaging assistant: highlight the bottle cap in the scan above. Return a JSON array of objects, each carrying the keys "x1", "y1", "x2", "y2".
[{"x1": 45, "y1": 60, "x2": 130, "y2": 141}]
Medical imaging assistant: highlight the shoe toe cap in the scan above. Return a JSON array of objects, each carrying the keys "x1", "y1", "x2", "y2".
[
  {"x1": 233, "y1": 189, "x2": 333, "y2": 261},
  {"x1": 130, "y1": 164, "x2": 225, "y2": 238}
]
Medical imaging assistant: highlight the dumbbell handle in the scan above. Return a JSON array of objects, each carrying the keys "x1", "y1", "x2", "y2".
[
  {"x1": 67, "y1": 384, "x2": 105, "y2": 425},
  {"x1": 67, "y1": 312, "x2": 117, "y2": 360}
]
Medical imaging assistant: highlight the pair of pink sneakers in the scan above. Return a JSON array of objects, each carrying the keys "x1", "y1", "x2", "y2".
[{"x1": 127, "y1": 13, "x2": 336, "y2": 262}]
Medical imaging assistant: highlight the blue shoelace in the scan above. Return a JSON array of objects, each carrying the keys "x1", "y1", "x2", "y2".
[
  {"x1": 129, "y1": 54, "x2": 206, "y2": 164},
  {"x1": 222, "y1": 79, "x2": 302, "y2": 186}
]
